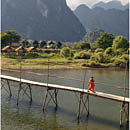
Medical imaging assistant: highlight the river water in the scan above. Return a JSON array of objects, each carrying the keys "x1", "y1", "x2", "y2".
[{"x1": 1, "y1": 69, "x2": 129, "y2": 130}]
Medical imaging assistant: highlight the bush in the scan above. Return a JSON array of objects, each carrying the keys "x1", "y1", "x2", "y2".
[
  {"x1": 60, "y1": 47, "x2": 73, "y2": 58},
  {"x1": 91, "y1": 52, "x2": 109, "y2": 63},
  {"x1": 78, "y1": 41, "x2": 91, "y2": 49},
  {"x1": 87, "y1": 49, "x2": 93, "y2": 53},
  {"x1": 95, "y1": 48, "x2": 104, "y2": 53},
  {"x1": 120, "y1": 54, "x2": 129, "y2": 62},
  {"x1": 88, "y1": 61, "x2": 101, "y2": 67},
  {"x1": 113, "y1": 58, "x2": 125, "y2": 66},
  {"x1": 112, "y1": 36, "x2": 129, "y2": 50},
  {"x1": 114, "y1": 48, "x2": 125, "y2": 56},
  {"x1": 74, "y1": 51, "x2": 91, "y2": 59},
  {"x1": 81, "y1": 63, "x2": 87, "y2": 67},
  {"x1": 74, "y1": 53, "x2": 81, "y2": 59},
  {"x1": 67, "y1": 57, "x2": 72, "y2": 60},
  {"x1": 25, "y1": 53, "x2": 41, "y2": 58},
  {"x1": 104, "y1": 47, "x2": 113, "y2": 56}
]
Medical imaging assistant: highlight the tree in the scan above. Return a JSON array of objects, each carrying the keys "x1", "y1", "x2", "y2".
[
  {"x1": 39, "y1": 40, "x2": 47, "y2": 48},
  {"x1": 78, "y1": 41, "x2": 90, "y2": 49},
  {"x1": 112, "y1": 36, "x2": 129, "y2": 50},
  {"x1": 57, "y1": 42, "x2": 62, "y2": 49},
  {"x1": 33, "y1": 40, "x2": 39, "y2": 48},
  {"x1": 1, "y1": 30, "x2": 21, "y2": 47},
  {"x1": 95, "y1": 32, "x2": 114, "y2": 49},
  {"x1": 22, "y1": 38, "x2": 29, "y2": 47},
  {"x1": 1, "y1": 32, "x2": 8, "y2": 48}
]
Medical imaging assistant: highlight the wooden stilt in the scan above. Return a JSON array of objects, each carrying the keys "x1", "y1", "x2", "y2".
[
  {"x1": 77, "y1": 93, "x2": 82, "y2": 120},
  {"x1": 86, "y1": 94, "x2": 89, "y2": 116},
  {"x1": 120, "y1": 102, "x2": 129, "y2": 127},
  {"x1": 28, "y1": 84, "x2": 32, "y2": 103},
  {"x1": 43, "y1": 88, "x2": 59, "y2": 112},
  {"x1": 1, "y1": 79, "x2": 10, "y2": 95},
  {"x1": 17, "y1": 82, "x2": 22, "y2": 105},
  {"x1": 120, "y1": 105, "x2": 123, "y2": 127},
  {"x1": 55, "y1": 89, "x2": 58, "y2": 109},
  {"x1": 43, "y1": 88, "x2": 49, "y2": 112},
  {"x1": 6, "y1": 80, "x2": 12, "y2": 97},
  {"x1": 126, "y1": 103, "x2": 129, "y2": 123},
  {"x1": 79, "y1": 93, "x2": 89, "y2": 119}
]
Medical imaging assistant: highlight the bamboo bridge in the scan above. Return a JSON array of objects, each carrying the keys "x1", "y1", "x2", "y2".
[{"x1": 1, "y1": 74, "x2": 129, "y2": 127}]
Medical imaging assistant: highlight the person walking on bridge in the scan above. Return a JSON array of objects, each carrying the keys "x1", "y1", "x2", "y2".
[{"x1": 88, "y1": 77, "x2": 95, "y2": 93}]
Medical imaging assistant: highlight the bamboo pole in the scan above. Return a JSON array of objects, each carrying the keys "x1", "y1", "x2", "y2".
[
  {"x1": 55, "y1": 89, "x2": 58, "y2": 109},
  {"x1": 77, "y1": 93, "x2": 83, "y2": 120},
  {"x1": 28, "y1": 84, "x2": 32, "y2": 103},
  {"x1": 6, "y1": 80, "x2": 12, "y2": 97},
  {"x1": 87, "y1": 94, "x2": 89, "y2": 115},
  {"x1": 16, "y1": 82, "x2": 21, "y2": 105},
  {"x1": 43, "y1": 88, "x2": 49, "y2": 111}
]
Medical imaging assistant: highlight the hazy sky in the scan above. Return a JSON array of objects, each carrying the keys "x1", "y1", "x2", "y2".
[{"x1": 66, "y1": 0, "x2": 129, "y2": 10}]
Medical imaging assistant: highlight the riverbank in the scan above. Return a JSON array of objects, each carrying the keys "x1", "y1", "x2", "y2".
[{"x1": 2, "y1": 56, "x2": 128, "y2": 71}]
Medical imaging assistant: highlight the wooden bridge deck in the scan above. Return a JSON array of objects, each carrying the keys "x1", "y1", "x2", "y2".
[{"x1": 1, "y1": 75, "x2": 129, "y2": 103}]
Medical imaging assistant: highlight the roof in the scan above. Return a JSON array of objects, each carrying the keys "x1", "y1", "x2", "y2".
[
  {"x1": 2, "y1": 45, "x2": 10, "y2": 51},
  {"x1": 15, "y1": 46, "x2": 24, "y2": 51},
  {"x1": 26, "y1": 47, "x2": 35, "y2": 52}
]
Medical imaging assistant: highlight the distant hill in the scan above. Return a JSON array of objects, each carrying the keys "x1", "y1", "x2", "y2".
[
  {"x1": 83, "y1": 28, "x2": 104, "y2": 43},
  {"x1": 92, "y1": 1, "x2": 129, "y2": 10},
  {"x1": 2, "y1": 0, "x2": 86, "y2": 42},
  {"x1": 74, "y1": 4, "x2": 129, "y2": 39}
]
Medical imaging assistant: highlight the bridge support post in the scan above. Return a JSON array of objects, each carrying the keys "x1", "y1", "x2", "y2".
[
  {"x1": 16, "y1": 83, "x2": 33, "y2": 105},
  {"x1": 77, "y1": 93, "x2": 89, "y2": 120},
  {"x1": 120, "y1": 102, "x2": 129, "y2": 127},
  {"x1": 1, "y1": 79, "x2": 12, "y2": 97},
  {"x1": 42, "y1": 88, "x2": 58, "y2": 112},
  {"x1": 6, "y1": 80, "x2": 12, "y2": 97}
]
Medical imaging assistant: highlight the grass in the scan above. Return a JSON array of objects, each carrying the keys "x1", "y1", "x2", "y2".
[
  {"x1": 1, "y1": 55, "x2": 88, "y2": 69},
  {"x1": 2, "y1": 54, "x2": 124, "y2": 69}
]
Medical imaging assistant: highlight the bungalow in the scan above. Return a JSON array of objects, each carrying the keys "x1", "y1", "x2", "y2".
[
  {"x1": 15, "y1": 46, "x2": 27, "y2": 56},
  {"x1": 2, "y1": 45, "x2": 13, "y2": 53},
  {"x1": 2, "y1": 45, "x2": 15, "y2": 57}
]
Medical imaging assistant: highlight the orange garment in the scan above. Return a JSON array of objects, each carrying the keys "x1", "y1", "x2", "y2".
[{"x1": 88, "y1": 78, "x2": 95, "y2": 93}]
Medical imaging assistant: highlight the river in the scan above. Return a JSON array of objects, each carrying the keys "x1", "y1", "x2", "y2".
[{"x1": 1, "y1": 69, "x2": 129, "y2": 130}]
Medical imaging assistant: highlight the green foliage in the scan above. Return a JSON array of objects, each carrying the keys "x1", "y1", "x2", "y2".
[
  {"x1": 91, "y1": 52, "x2": 108, "y2": 63},
  {"x1": 67, "y1": 57, "x2": 72, "y2": 60},
  {"x1": 22, "y1": 38, "x2": 29, "y2": 47},
  {"x1": 95, "y1": 48, "x2": 104, "y2": 53},
  {"x1": 120, "y1": 54, "x2": 129, "y2": 62},
  {"x1": 74, "y1": 51, "x2": 91, "y2": 59},
  {"x1": 88, "y1": 60, "x2": 101, "y2": 67},
  {"x1": 104, "y1": 47, "x2": 113, "y2": 56},
  {"x1": 78, "y1": 41, "x2": 91, "y2": 49},
  {"x1": 114, "y1": 48, "x2": 125, "y2": 56},
  {"x1": 95, "y1": 52, "x2": 104, "y2": 63},
  {"x1": 95, "y1": 32, "x2": 114, "y2": 49},
  {"x1": 60, "y1": 47, "x2": 73, "y2": 58},
  {"x1": 113, "y1": 58, "x2": 125, "y2": 66},
  {"x1": 112, "y1": 36, "x2": 129, "y2": 50},
  {"x1": 81, "y1": 63, "x2": 87, "y2": 67},
  {"x1": 1, "y1": 30, "x2": 21, "y2": 47}
]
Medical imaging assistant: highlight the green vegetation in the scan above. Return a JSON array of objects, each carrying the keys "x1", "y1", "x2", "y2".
[
  {"x1": 95, "y1": 32, "x2": 114, "y2": 49},
  {"x1": 1, "y1": 30, "x2": 129, "y2": 69},
  {"x1": 1, "y1": 30, "x2": 21, "y2": 47}
]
